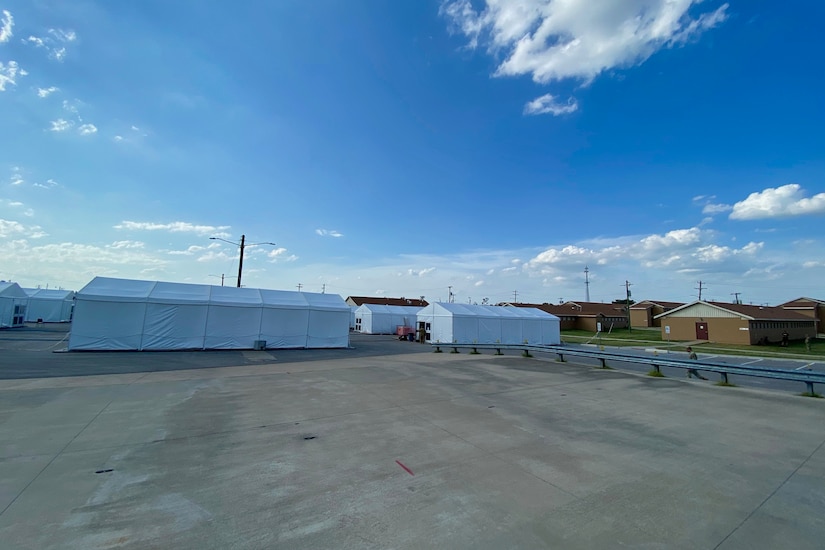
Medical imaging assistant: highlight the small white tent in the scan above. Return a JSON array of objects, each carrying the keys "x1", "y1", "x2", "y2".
[
  {"x1": 354, "y1": 304, "x2": 421, "y2": 334},
  {"x1": 416, "y1": 303, "x2": 560, "y2": 345},
  {"x1": 68, "y1": 277, "x2": 351, "y2": 351},
  {"x1": 23, "y1": 289, "x2": 75, "y2": 322},
  {"x1": 0, "y1": 282, "x2": 28, "y2": 328}
]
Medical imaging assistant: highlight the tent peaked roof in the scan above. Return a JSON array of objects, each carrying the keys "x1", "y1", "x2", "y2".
[
  {"x1": 0, "y1": 282, "x2": 29, "y2": 298},
  {"x1": 77, "y1": 276, "x2": 348, "y2": 309}
]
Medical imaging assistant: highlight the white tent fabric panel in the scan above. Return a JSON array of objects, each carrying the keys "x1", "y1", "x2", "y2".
[
  {"x1": 306, "y1": 309, "x2": 350, "y2": 347},
  {"x1": 416, "y1": 303, "x2": 560, "y2": 345},
  {"x1": 259, "y1": 307, "x2": 310, "y2": 348},
  {"x1": 203, "y1": 304, "x2": 264, "y2": 350},
  {"x1": 354, "y1": 304, "x2": 421, "y2": 334},
  {"x1": 0, "y1": 282, "x2": 29, "y2": 328},
  {"x1": 142, "y1": 303, "x2": 209, "y2": 350},
  {"x1": 69, "y1": 300, "x2": 147, "y2": 350},
  {"x1": 23, "y1": 289, "x2": 75, "y2": 322},
  {"x1": 68, "y1": 277, "x2": 350, "y2": 351}
]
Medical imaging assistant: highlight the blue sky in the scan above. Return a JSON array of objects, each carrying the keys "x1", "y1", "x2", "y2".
[{"x1": 1, "y1": 0, "x2": 823, "y2": 305}]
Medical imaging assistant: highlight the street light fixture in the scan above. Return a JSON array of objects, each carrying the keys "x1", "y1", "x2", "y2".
[{"x1": 209, "y1": 234, "x2": 276, "y2": 288}]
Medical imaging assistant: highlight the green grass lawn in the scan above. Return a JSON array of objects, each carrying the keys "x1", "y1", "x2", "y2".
[{"x1": 561, "y1": 328, "x2": 825, "y2": 359}]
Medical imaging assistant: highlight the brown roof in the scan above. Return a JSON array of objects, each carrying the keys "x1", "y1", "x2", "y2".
[
  {"x1": 657, "y1": 301, "x2": 814, "y2": 321},
  {"x1": 630, "y1": 300, "x2": 684, "y2": 310},
  {"x1": 347, "y1": 296, "x2": 428, "y2": 307},
  {"x1": 778, "y1": 297, "x2": 825, "y2": 309}
]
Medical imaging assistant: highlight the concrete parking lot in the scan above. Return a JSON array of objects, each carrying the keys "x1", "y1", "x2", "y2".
[{"x1": 1, "y1": 328, "x2": 824, "y2": 549}]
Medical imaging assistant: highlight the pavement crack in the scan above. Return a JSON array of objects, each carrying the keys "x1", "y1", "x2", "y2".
[{"x1": 713, "y1": 435, "x2": 825, "y2": 549}]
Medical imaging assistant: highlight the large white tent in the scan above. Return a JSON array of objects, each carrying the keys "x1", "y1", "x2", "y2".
[
  {"x1": 416, "y1": 303, "x2": 560, "y2": 345},
  {"x1": 0, "y1": 282, "x2": 28, "y2": 328},
  {"x1": 23, "y1": 288, "x2": 75, "y2": 323},
  {"x1": 68, "y1": 277, "x2": 351, "y2": 351},
  {"x1": 354, "y1": 304, "x2": 421, "y2": 334}
]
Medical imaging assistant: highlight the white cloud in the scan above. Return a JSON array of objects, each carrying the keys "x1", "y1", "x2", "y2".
[
  {"x1": 730, "y1": 184, "x2": 825, "y2": 220},
  {"x1": 78, "y1": 123, "x2": 98, "y2": 136},
  {"x1": 315, "y1": 228, "x2": 343, "y2": 237},
  {"x1": 639, "y1": 228, "x2": 702, "y2": 251},
  {"x1": 24, "y1": 28, "x2": 77, "y2": 62},
  {"x1": 10, "y1": 167, "x2": 24, "y2": 186},
  {"x1": 108, "y1": 240, "x2": 145, "y2": 250},
  {"x1": 37, "y1": 86, "x2": 59, "y2": 98},
  {"x1": 0, "y1": 9, "x2": 13, "y2": 43},
  {"x1": 0, "y1": 219, "x2": 25, "y2": 237},
  {"x1": 33, "y1": 178, "x2": 59, "y2": 189},
  {"x1": 0, "y1": 218, "x2": 45, "y2": 239},
  {"x1": 0, "y1": 60, "x2": 24, "y2": 91},
  {"x1": 444, "y1": 0, "x2": 729, "y2": 84},
  {"x1": 48, "y1": 28, "x2": 77, "y2": 42},
  {"x1": 62, "y1": 99, "x2": 79, "y2": 113},
  {"x1": 407, "y1": 267, "x2": 436, "y2": 277},
  {"x1": 702, "y1": 203, "x2": 732, "y2": 214},
  {"x1": 523, "y1": 93, "x2": 578, "y2": 116},
  {"x1": 50, "y1": 118, "x2": 73, "y2": 132},
  {"x1": 442, "y1": 0, "x2": 728, "y2": 111},
  {"x1": 113, "y1": 135, "x2": 124, "y2": 142},
  {"x1": 114, "y1": 221, "x2": 232, "y2": 237}
]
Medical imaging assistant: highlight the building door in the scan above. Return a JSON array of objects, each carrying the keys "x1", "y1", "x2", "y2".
[{"x1": 695, "y1": 322, "x2": 708, "y2": 340}]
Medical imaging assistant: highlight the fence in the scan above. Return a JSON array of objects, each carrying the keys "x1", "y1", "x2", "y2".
[{"x1": 431, "y1": 343, "x2": 825, "y2": 396}]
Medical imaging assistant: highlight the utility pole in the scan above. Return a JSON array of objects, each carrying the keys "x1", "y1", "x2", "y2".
[
  {"x1": 321, "y1": 284, "x2": 325, "y2": 294},
  {"x1": 696, "y1": 281, "x2": 705, "y2": 301},
  {"x1": 513, "y1": 290, "x2": 518, "y2": 303},
  {"x1": 584, "y1": 266, "x2": 591, "y2": 302},
  {"x1": 448, "y1": 286, "x2": 453, "y2": 303},
  {"x1": 624, "y1": 280, "x2": 633, "y2": 333},
  {"x1": 209, "y1": 234, "x2": 276, "y2": 289},
  {"x1": 731, "y1": 292, "x2": 741, "y2": 304},
  {"x1": 297, "y1": 283, "x2": 303, "y2": 292}
]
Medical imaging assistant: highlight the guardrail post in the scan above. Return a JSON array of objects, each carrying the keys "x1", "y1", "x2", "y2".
[
  {"x1": 434, "y1": 346, "x2": 442, "y2": 353},
  {"x1": 600, "y1": 358, "x2": 607, "y2": 369},
  {"x1": 721, "y1": 372, "x2": 729, "y2": 384},
  {"x1": 557, "y1": 353, "x2": 565, "y2": 362},
  {"x1": 495, "y1": 348, "x2": 502, "y2": 355},
  {"x1": 451, "y1": 347, "x2": 459, "y2": 354},
  {"x1": 653, "y1": 365, "x2": 661, "y2": 375},
  {"x1": 806, "y1": 381, "x2": 815, "y2": 395}
]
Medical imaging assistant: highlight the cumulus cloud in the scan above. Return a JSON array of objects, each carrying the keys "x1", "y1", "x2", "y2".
[
  {"x1": 114, "y1": 221, "x2": 231, "y2": 237},
  {"x1": 443, "y1": 0, "x2": 729, "y2": 84},
  {"x1": 0, "y1": 60, "x2": 24, "y2": 91},
  {"x1": 442, "y1": 0, "x2": 728, "y2": 112},
  {"x1": 523, "y1": 93, "x2": 578, "y2": 116},
  {"x1": 315, "y1": 228, "x2": 343, "y2": 237},
  {"x1": 50, "y1": 118, "x2": 72, "y2": 132},
  {"x1": 0, "y1": 218, "x2": 25, "y2": 237},
  {"x1": 0, "y1": 9, "x2": 13, "y2": 43},
  {"x1": 729, "y1": 184, "x2": 825, "y2": 220},
  {"x1": 78, "y1": 123, "x2": 98, "y2": 135}
]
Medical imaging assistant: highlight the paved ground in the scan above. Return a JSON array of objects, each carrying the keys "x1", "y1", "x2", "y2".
[{"x1": 1, "y1": 337, "x2": 824, "y2": 549}]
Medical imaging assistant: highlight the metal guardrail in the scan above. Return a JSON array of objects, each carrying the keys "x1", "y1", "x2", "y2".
[{"x1": 431, "y1": 342, "x2": 825, "y2": 395}]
